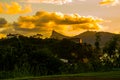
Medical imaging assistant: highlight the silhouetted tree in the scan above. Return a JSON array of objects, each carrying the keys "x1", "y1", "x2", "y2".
[
  {"x1": 103, "y1": 35, "x2": 120, "y2": 57},
  {"x1": 94, "y1": 32, "x2": 101, "y2": 55}
]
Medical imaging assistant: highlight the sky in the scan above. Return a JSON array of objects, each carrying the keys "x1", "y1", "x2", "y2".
[{"x1": 0, "y1": 0, "x2": 120, "y2": 38}]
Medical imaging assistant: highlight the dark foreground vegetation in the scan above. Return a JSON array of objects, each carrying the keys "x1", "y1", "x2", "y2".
[
  {"x1": 7, "y1": 71, "x2": 120, "y2": 80},
  {"x1": 22, "y1": 77, "x2": 120, "y2": 80},
  {"x1": 0, "y1": 33, "x2": 120, "y2": 79}
]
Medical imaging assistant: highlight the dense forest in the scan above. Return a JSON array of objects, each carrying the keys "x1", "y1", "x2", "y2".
[{"x1": 0, "y1": 33, "x2": 120, "y2": 79}]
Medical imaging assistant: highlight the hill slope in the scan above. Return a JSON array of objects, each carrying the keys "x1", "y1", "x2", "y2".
[
  {"x1": 50, "y1": 30, "x2": 118, "y2": 46},
  {"x1": 50, "y1": 30, "x2": 70, "y2": 40},
  {"x1": 73, "y1": 31, "x2": 116, "y2": 46}
]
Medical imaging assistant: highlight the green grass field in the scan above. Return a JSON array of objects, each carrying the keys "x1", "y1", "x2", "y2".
[{"x1": 5, "y1": 71, "x2": 120, "y2": 80}]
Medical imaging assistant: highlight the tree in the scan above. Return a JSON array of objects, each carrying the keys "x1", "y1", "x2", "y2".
[
  {"x1": 28, "y1": 48, "x2": 64, "y2": 75},
  {"x1": 103, "y1": 35, "x2": 119, "y2": 57},
  {"x1": 94, "y1": 32, "x2": 101, "y2": 55},
  {"x1": 32, "y1": 34, "x2": 43, "y2": 38}
]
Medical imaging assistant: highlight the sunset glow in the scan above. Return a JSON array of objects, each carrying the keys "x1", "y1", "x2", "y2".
[{"x1": 0, "y1": 0, "x2": 120, "y2": 38}]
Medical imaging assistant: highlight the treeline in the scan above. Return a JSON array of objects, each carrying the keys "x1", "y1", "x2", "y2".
[{"x1": 0, "y1": 34, "x2": 120, "y2": 79}]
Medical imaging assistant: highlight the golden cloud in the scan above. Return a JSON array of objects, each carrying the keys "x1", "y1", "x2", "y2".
[
  {"x1": 100, "y1": 0, "x2": 119, "y2": 6},
  {"x1": 0, "y1": 3, "x2": 3, "y2": 13},
  {"x1": 0, "y1": 2, "x2": 32, "y2": 14},
  {"x1": 0, "y1": 18, "x2": 14, "y2": 38},
  {"x1": 13, "y1": 11, "x2": 103, "y2": 37},
  {"x1": 0, "y1": 34, "x2": 6, "y2": 39}
]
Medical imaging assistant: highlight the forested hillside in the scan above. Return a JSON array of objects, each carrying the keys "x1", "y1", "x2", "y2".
[{"x1": 0, "y1": 34, "x2": 120, "y2": 79}]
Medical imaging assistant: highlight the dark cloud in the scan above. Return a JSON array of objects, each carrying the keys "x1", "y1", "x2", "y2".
[{"x1": 0, "y1": 18, "x2": 7, "y2": 27}]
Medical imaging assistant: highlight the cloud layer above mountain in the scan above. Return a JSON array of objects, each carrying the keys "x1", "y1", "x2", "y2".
[{"x1": 12, "y1": 11, "x2": 103, "y2": 36}]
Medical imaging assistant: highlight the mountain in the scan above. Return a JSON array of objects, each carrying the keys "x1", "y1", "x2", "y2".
[
  {"x1": 73, "y1": 31, "x2": 116, "y2": 46},
  {"x1": 50, "y1": 30, "x2": 69, "y2": 40},
  {"x1": 50, "y1": 30, "x2": 119, "y2": 46}
]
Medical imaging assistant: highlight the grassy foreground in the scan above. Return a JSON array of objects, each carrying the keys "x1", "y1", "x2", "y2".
[{"x1": 5, "y1": 71, "x2": 120, "y2": 80}]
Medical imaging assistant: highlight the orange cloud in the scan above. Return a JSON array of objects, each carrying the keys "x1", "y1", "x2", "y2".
[
  {"x1": 0, "y1": 2, "x2": 32, "y2": 14},
  {"x1": 19, "y1": 22, "x2": 36, "y2": 29},
  {"x1": 0, "y1": 3, "x2": 3, "y2": 13},
  {"x1": 0, "y1": 18, "x2": 14, "y2": 38},
  {"x1": 100, "y1": 0, "x2": 119, "y2": 6},
  {"x1": 13, "y1": 11, "x2": 103, "y2": 37},
  {"x1": 0, "y1": 34, "x2": 6, "y2": 39}
]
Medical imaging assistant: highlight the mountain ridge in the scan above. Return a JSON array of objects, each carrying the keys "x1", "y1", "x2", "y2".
[
  {"x1": 50, "y1": 30, "x2": 119, "y2": 46},
  {"x1": 50, "y1": 30, "x2": 70, "y2": 40}
]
